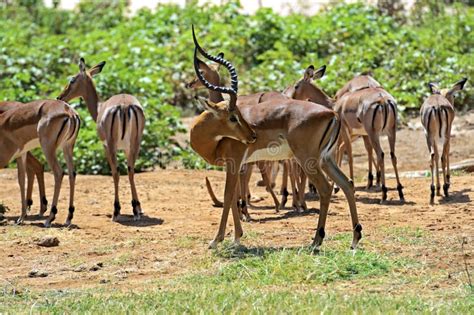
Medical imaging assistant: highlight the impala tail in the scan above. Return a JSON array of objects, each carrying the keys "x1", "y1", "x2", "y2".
[{"x1": 205, "y1": 177, "x2": 223, "y2": 207}]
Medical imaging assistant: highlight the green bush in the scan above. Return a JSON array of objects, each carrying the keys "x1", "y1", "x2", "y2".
[{"x1": 0, "y1": 1, "x2": 472, "y2": 172}]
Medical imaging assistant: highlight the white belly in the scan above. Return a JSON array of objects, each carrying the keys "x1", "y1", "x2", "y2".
[
  {"x1": 245, "y1": 139, "x2": 294, "y2": 164},
  {"x1": 12, "y1": 138, "x2": 40, "y2": 160}
]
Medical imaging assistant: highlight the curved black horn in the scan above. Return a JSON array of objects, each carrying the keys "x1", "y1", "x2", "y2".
[
  {"x1": 194, "y1": 47, "x2": 235, "y2": 95},
  {"x1": 192, "y1": 25, "x2": 238, "y2": 93}
]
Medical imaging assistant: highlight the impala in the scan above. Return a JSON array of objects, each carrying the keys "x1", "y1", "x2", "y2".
[
  {"x1": 334, "y1": 80, "x2": 404, "y2": 203},
  {"x1": 0, "y1": 102, "x2": 48, "y2": 214},
  {"x1": 186, "y1": 51, "x2": 285, "y2": 220},
  {"x1": 421, "y1": 78, "x2": 467, "y2": 204},
  {"x1": 190, "y1": 27, "x2": 362, "y2": 250},
  {"x1": 0, "y1": 100, "x2": 80, "y2": 226},
  {"x1": 57, "y1": 58, "x2": 145, "y2": 221}
]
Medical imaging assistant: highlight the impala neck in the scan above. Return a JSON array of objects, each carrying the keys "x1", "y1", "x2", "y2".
[
  {"x1": 83, "y1": 83, "x2": 100, "y2": 122},
  {"x1": 190, "y1": 112, "x2": 222, "y2": 164}
]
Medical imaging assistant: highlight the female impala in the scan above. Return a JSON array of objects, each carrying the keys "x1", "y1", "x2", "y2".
[
  {"x1": 0, "y1": 100, "x2": 80, "y2": 226},
  {"x1": 0, "y1": 102, "x2": 48, "y2": 214},
  {"x1": 421, "y1": 78, "x2": 467, "y2": 204},
  {"x1": 190, "y1": 27, "x2": 361, "y2": 251},
  {"x1": 57, "y1": 59, "x2": 145, "y2": 221}
]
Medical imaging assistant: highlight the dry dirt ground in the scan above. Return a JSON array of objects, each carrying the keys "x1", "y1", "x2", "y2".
[{"x1": 0, "y1": 113, "x2": 473, "y2": 294}]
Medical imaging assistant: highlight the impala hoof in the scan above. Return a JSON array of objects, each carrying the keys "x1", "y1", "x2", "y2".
[
  {"x1": 65, "y1": 219, "x2": 72, "y2": 227},
  {"x1": 44, "y1": 220, "x2": 52, "y2": 228},
  {"x1": 133, "y1": 214, "x2": 141, "y2": 221},
  {"x1": 16, "y1": 217, "x2": 25, "y2": 225},
  {"x1": 112, "y1": 215, "x2": 120, "y2": 222},
  {"x1": 241, "y1": 214, "x2": 252, "y2": 222},
  {"x1": 208, "y1": 240, "x2": 219, "y2": 249}
]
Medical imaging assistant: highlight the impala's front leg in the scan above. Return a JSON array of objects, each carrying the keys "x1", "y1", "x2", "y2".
[
  {"x1": 16, "y1": 154, "x2": 28, "y2": 224},
  {"x1": 209, "y1": 156, "x2": 243, "y2": 249}
]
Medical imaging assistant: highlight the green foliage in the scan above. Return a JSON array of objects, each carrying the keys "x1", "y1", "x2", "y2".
[{"x1": 0, "y1": 1, "x2": 473, "y2": 171}]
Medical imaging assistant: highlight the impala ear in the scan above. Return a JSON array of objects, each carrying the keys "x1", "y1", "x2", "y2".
[
  {"x1": 303, "y1": 65, "x2": 315, "y2": 81},
  {"x1": 313, "y1": 65, "x2": 326, "y2": 80},
  {"x1": 89, "y1": 61, "x2": 106, "y2": 76},
  {"x1": 449, "y1": 78, "x2": 468, "y2": 93},
  {"x1": 79, "y1": 58, "x2": 87, "y2": 73},
  {"x1": 428, "y1": 82, "x2": 441, "y2": 94}
]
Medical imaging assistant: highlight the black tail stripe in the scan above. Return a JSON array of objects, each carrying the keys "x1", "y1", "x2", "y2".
[
  {"x1": 388, "y1": 101, "x2": 396, "y2": 124},
  {"x1": 319, "y1": 118, "x2": 333, "y2": 149},
  {"x1": 442, "y1": 107, "x2": 449, "y2": 137},
  {"x1": 56, "y1": 117, "x2": 69, "y2": 145},
  {"x1": 382, "y1": 102, "x2": 388, "y2": 130},
  {"x1": 121, "y1": 107, "x2": 127, "y2": 140},
  {"x1": 437, "y1": 108, "x2": 442, "y2": 138},
  {"x1": 427, "y1": 108, "x2": 434, "y2": 135},
  {"x1": 327, "y1": 118, "x2": 341, "y2": 152}
]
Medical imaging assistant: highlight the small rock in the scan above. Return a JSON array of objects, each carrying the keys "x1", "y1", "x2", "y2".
[
  {"x1": 37, "y1": 236, "x2": 59, "y2": 247},
  {"x1": 28, "y1": 269, "x2": 48, "y2": 278},
  {"x1": 99, "y1": 279, "x2": 109, "y2": 284},
  {"x1": 73, "y1": 264, "x2": 87, "y2": 272},
  {"x1": 90, "y1": 262, "x2": 104, "y2": 271}
]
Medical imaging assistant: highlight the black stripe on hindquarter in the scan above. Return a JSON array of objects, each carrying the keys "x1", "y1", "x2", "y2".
[
  {"x1": 442, "y1": 107, "x2": 449, "y2": 137},
  {"x1": 56, "y1": 117, "x2": 69, "y2": 145},
  {"x1": 327, "y1": 118, "x2": 341, "y2": 153},
  {"x1": 67, "y1": 117, "x2": 76, "y2": 141},
  {"x1": 121, "y1": 107, "x2": 127, "y2": 140},
  {"x1": 130, "y1": 105, "x2": 140, "y2": 135},
  {"x1": 319, "y1": 118, "x2": 334, "y2": 150},
  {"x1": 372, "y1": 104, "x2": 381, "y2": 131},
  {"x1": 426, "y1": 108, "x2": 434, "y2": 135},
  {"x1": 110, "y1": 107, "x2": 120, "y2": 137}
]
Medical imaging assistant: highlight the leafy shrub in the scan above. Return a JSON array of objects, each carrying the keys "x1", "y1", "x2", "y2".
[{"x1": 0, "y1": 1, "x2": 472, "y2": 172}]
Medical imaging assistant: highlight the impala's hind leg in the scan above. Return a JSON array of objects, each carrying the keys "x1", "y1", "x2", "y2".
[
  {"x1": 387, "y1": 128, "x2": 404, "y2": 202},
  {"x1": 321, "y1": 155, "x2": 362, "y2": 250},
  {"x1": 16, "y1": 154, "x2": 28, "y2": 224},
  {"x1": 104, "y1": 143, "x2": 121, "y2": 221},
  {"x1": 63, "y1": 144, "x2": 76, "y2": 226},
  {"x1": 42, "y1": 147, "x2": 64, "y2": 228},
  {"x1": 362, "y1": 136, "x2": 375, "y2": 189},
  {"x1": 257, "y1": 161, "x2": 280, "y2": 212},
  {"x1": 280, "y1": 160, "x2": 289, "y2": 208},
  {"x1": 125, "y1": 147, "x2": 142, "y2": 221},
  {"x1": 26, "y1": 153, "x2": 48, "y2": 215}
]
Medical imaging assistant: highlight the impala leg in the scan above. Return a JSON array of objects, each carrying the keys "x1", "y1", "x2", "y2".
[
  {"x1": 280, "y1": 160, "x2": 289, "y2": 208},
  {"x1": 289, "y1": 160, "x2": 300, "y2": 210},
  {"x1": 16, "y1": 154, "x2": 28, "y2": 224},
  {"x1": 43, "y1": 148, "x2": 64, "y2": 228},
  {"x1": 362, "y1": 136, "x2": 374, "y2": 189},
  {"x1": 25, "y1": 158, "x2": 34, "y2": 212},
  {"x1": 238, "y1": 164, "x2": 251, "y2": 221},
  {"x1": 105, "y1": 144, "x2": 121, "y2": 221},
  {"x1": 433, "y1": 142, "x2": 441, "y2": 197},
  {"x1": 63, "y1": 144, "x2": 76, "y2": 226},
  {"x1": 257, "y1": 161, "x2": 280, "y2": 212},
  {"x1": 209, "y1": 159, "x2": 241, "y2": 249},
  {"x1": 322, "y1": 155, "x2": 362, "y2": 250},
  {"x1": 387, "y1": 129, "x2": 404, "y2": 202},
  {"x1": 442, "y1": 137, "x2": 451, "y2": 197},
  {"x1": 305, "y1": 166, "x2": 331, "y2": 251},
  {"x1": 126, "y1": 153, "x2": 142, "y2": 221},
  {"x1": 28, "y1": 154, "x2": 48, "y2": 215},
  {"x1": 230, "y1": 183, "x2": 243, "y2": 246},
  {"x1": 368, "y1": 132, "x2": 387, "y2": 203},
  {"x1": 297, "y1": 167, "x2": 307, "y2": 212}
]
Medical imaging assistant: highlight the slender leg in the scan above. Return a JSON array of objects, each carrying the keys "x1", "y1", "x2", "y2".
[
  {"x1": 257, "y1": 161, "x2": 280, "y2": 212},
  {"x1": 429, "y1": 147, "x2": 436, "y2": 205},
  {"x1": 280, "y1": 160, "x2": 289, "y2": 208},
  {"x1": 289, "y1": 160, "x2": 300, "y2": 210},
  {"x1": 368, "y1": 131, "x2": 386, "y2": 203},
  {"x1": 433, "y1": 142, "x2": 441, "y2": 197},
  {"x1": 42, "y1": 148, "x2": 64, "y2": 228},
  {"x1": 321, "y1": 155, "x2": 361, "y2": 250},
  {"x1": 63, "y1": 144, "x2": 76, "y2": 226},
  {"x1": 209, "y1": 156, "x2": 242, "y2": 249},
  {"x1": 16, "y1": 154, "x2": 28, "y2": 224},
  {"x1": 230, "y1": 183, "x2": 243, "y2": 245},
  {"x1": 238, "y1": 164, "x2": 251, "y2": 221},
  {"x1": 296, "y1": 165, "x2": 307, "y2": 212},
  {"x1": 387, "y1": 129, "x2": 404, "y2": 202},
  {"x1": 126, "y1": 154, "x2": 142, "y2": 221},
  {"x1": 26, "y1": 160, "x2": 35, "y2": 212},
  {"x1": 104, "y1": 143, "x2": 121, "y2": 221},
  {"x1": 362, "y1": 136, "x2": 374, "y2": 189}
]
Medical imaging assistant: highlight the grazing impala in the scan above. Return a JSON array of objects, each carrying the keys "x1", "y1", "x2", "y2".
[
  {"x1": 421, "y1": 78, "x2": 467, "y2": 204},
  {"x1": 333, "y1": 73, "x2": 404, "y2": 203},
  {"x1": 0, "y1": 102, "x2": 48, "y2": 214},
  {"x1": 57, "y1": 58, "x2": 145, "y2": 221},
  {"x1": 0, "y1": 100, "x2": 80, "y2": 226},
  {"x1": 190, "y1": 27, "x2": 362, "y2": 250}
]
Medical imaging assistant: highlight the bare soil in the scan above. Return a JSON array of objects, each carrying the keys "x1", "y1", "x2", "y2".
[{"x1": 0, "y1": 113, "x2": 473, "y2": 293}]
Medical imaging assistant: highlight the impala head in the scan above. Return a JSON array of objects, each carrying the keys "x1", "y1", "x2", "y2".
[
  {"x1": 57, "y1": 58, "x2": 105, "y2": 119},
  {"x1": 192, "y1": 25, "x2": 256, "y2": 144},
  {"x1": 185, "y1": 52, "x2": 224, "y2": 89},
  {"x1": 285, "y1": 65, "x2": 332, "y2": 108},
  {"x1": 428, "y1": 78, "x2": 468, "y2": 105}
]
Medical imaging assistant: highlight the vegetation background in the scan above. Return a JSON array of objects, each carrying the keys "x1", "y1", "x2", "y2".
[{"x1": 0, "y1": 0, "x2": 472, "y2": 173}]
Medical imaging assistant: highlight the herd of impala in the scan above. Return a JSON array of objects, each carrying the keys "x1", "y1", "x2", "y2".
[{"x1": 0, "y1": 27, "x2": 468, "y2": 251}]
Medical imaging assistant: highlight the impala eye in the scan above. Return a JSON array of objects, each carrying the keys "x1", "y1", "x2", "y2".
[
  {"x1": 69, "y1": 76, "x2": 76, "y2": 84},
  {"x1": 229, "y1": 115, "x2": 238, "y2": 123}
]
